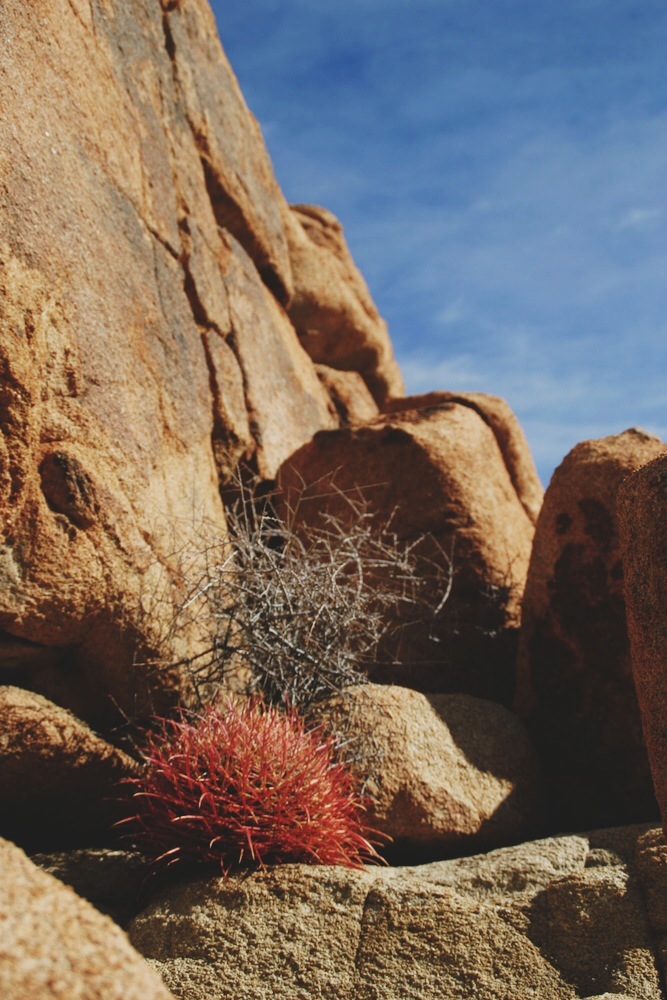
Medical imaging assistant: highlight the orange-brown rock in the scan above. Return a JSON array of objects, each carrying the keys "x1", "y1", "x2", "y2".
[
  {"x1": 0, "y1": 0, "x2": 337, "y2": 728},
  {"x1": 163, "y1": 0, "x2": 293, "y2": 304},
  {"x1": 285, "y1": 204, "x2": 405, "y2": 405},
  {"x1": 516, "y1": 429, "x2": 666, "y2": 831},
  {"x1": 221, "y1": 235, "x2": 337, "y2": 480},
  {"x1": 277, "y1": 401, "x2": 535, "y2": 702},
  {"x1": 0, "y1": 838, "x2": 175, "y2": 999},
  {"x1": 314, "y1": 684, "x2": 542, "y2": 858},
  {"x1": 384, "y1": 391, "x2": 544, "y2": 524},
  {"x1": 0, "y1": 687, "x2": 137, "y2": 850},
  {"x1": 315, "y1": 365, "x2": 380, "y2": 426},
  {"x1": 618, "y1": 453, "x2": 667, "y2": 833}
]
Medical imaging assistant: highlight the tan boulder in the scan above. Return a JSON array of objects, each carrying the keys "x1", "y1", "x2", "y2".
[
  {"x1": 635, "y1": 828, "x2": 667, "y2": 984},
  {"x1": 618, "y1": 454, "x2": 667, "y2": 832},
  {"x1": 162, "y1": 0, "x2": 293, "y2": 304},
  {"x1": 129, "y1": 863, "x2": 576, "y2": 999},
  {"x1": 523, "y1": 866, "x2": 661, "y2": 998},
  {"x1": 0, "y1": 0, "x2": 337, "y2": 727},
  {"x1": 0, "y1": 838, "x2": 175, "y2": 999},
  {"x1": 0, "y1": 687, "x2": 137, "y2": 850},
  {"x1": 314, "y1": 684, "x2": 542, "y2": 857},
  {"x1": 383, "y1": 390, "x2": 544, "y2": 524},
  {"x1": 515, "y1": 429, "x2": 666, "y2": 830},
  {"x1": 285, "y1": 204, "x2": 405, "y2": 405},
  {"x1": 221, "y1": 234, "x2": 337, "y2": 480},
  {"x1": 277, "y1": 402, "x2": 535, "y2": 702},
  {"x1": 315, "y1": 365, "x2": 380, "y2": 425}
]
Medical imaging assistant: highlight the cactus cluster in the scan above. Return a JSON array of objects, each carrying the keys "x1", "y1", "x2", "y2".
[{"x1": 120, "y1": 699, "x2": 384, "y2": 874}]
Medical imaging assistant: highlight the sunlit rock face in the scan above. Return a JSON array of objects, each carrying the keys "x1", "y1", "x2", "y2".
[{"x1": 0, "y1": 0, "x2": 344, "y2": 728}]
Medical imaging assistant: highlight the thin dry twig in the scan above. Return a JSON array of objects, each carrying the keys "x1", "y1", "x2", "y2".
[{"x1": 138, "y1": 471, "x2": 454, "y2": 712}]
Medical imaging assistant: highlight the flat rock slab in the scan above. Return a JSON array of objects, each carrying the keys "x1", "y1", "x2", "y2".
[{"x1": 128, "y1": 824, "x2": 663, "y2": 1000}]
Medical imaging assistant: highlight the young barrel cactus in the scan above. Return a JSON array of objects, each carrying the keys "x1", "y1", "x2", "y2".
[{"x1": 119, "y1": 699, "x2": 384, "y2": 874}]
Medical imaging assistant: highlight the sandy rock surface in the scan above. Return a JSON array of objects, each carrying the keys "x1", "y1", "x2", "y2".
[
  {"x1": 0, "y1": 837, "x2": 174, "y2": 1000},
  {"x1": 128, "y1": 824, "x2": 665, "y2": 1000},
  {"x1": 314, "y1": 684, "x2": 542, "y2": 857},
  {"x1": 516, "y1": 429, "x2": 666, "y2": 830}
]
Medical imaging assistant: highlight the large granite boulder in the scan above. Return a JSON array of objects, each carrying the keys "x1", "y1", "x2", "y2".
[
  {"x1": 0, "y1": 0, "x2": 336, "y2": 729},
  {"x1": 129, "y1": 864, "x2": 576, "y2": 999},
  {"x1": 313, "y1": 684, "x2": 542, "y2": 859},
  {"x1": 515, "y1": 429, "x2": 666, "y2": 830},
  {"x1": 277, "y1": 400, "x2": 536, "y2": 702},
  {"x1": 285, "y1": 204, "x2": 405, "y2": 406},
  {"x1": 128, "y1": 824, "x2": 664, "y2": 999},
  {"x1": 383, "y1": 390, "x2": 544, "y2": 525},
  {"x1": 618, "y1": 453, "x2": 667, "y2": 834},
  {"x1": 0, "y1": 686, "x2": 137, "y2": 850},
  {"x1": 0, "y1": 837, "x2": 175, "y2": 999}
]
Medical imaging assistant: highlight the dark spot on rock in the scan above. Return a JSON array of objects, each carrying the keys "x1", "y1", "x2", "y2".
[
  {"x1": 39, "y1": 452, "x2": 99, "y2": 530},
  {"x1": 610, "y1": 559, "x2": 624, "y2": 582},
  {"x1": 555, "y1": 512, "x2": 572, "y2": 535},
  {"x1": 578, "y1": 497, "x2": 614, "y2": 548}
]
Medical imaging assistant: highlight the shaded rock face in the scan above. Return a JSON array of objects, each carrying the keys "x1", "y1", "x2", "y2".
[
  {"x1": 0, "y1": 0, "x2": 339, "y2": 728},
  {"x1": 277, "y1": 401, "x2": 536, "y2": 703},
  {"x1": 515, "y1": 430, "x2": 666, "y2": 831},
  {"x1": 0, "y1": 838, "x2": 175, "y2": 1000},
  {"x1": 285, "y1": 204, "x2": 405, "y2": 405},
  {"x1": 128, "y1": 824, "x2": 663, "y2": 1000},
  {"x1": 618, "y1": 453, "x2": 667, "y2": 832},
  {"x1": 315, "y1": 365, "x2": 380, "y2": 426},
  {"x1": 0, "y1": 686, "x2": 136, "y2": 850},
  {"x1": 314, "y1": 684, "x2": 543, "y2": 860}
]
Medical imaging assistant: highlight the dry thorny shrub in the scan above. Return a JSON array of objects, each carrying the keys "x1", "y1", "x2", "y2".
[{"x1": 139, "y1": 473, "x2": 454, "y2": 715}]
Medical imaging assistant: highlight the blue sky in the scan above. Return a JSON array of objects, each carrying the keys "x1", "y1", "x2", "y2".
[{"x1": 210, "y1": 0, "x2": 666, "y2": 483}]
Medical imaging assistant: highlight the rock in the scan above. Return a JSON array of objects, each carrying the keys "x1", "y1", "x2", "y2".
[
  {"x1": 383, "y1": 391, "x2": 544, "y2": 524},
  {"x1": 162, "y1": 0, "x2": 293, "y2": 304},
  {"x1": 31, "y1": 848, "x2": 148, "y2": 928},
  {"x1": 277, "y1": 402, "x2": 536, "y2": 702},
  {"x1": 314, "y1": 684, "x2": 543, "y2": 858},
  {"x1": 635, "y1": 828, "x2": 667, "y2": 985},
  {"x1": 618, "y1": 453, "x2": 667, "y2": 833},
  {"x1": 0, "y1": 837, "x2": 174, "y2": 999},
  {"x1": 523, "y1": 866, "x2": 661, "y2": 998},
  {"x1": 389, "y1": 832, "x2": 590, "y2": 902},
  {"x1": 0, "y1": 686, "x2": 137, "y2": 850},
  {"x1": 129, "y1": 863, "x2": 577, "y2": 999},
  {"x1": 285, "y1": 204, "x2": 405, "y2": 405},
  {"x1": 515, "y1": 429, "x2": 666, "y2": 830},
  {"x1": 0, "y1": 0, "x2": 339, "y2": 728},
  {"x1": 221, "y1": 234, "x2": 337, "y2": 480},
  {"x1": 315, "y1": 365, "x2": 380, "y2": 425},
  {"x1": 129, "y1": 824, "x2": 665, "y2": 999}
]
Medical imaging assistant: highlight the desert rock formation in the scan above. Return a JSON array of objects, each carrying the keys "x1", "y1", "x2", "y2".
[
  {"x1": 2, "y1": 0, "x2": 667, "y2": 997},
  {"x1": 516, "y1": 429, "x2": 666, "y2": 830}
]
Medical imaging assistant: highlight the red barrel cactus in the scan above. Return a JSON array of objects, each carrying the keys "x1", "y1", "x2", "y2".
[{"x1": 119, "y1": 699, "x2": 384, "y2": 874}]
